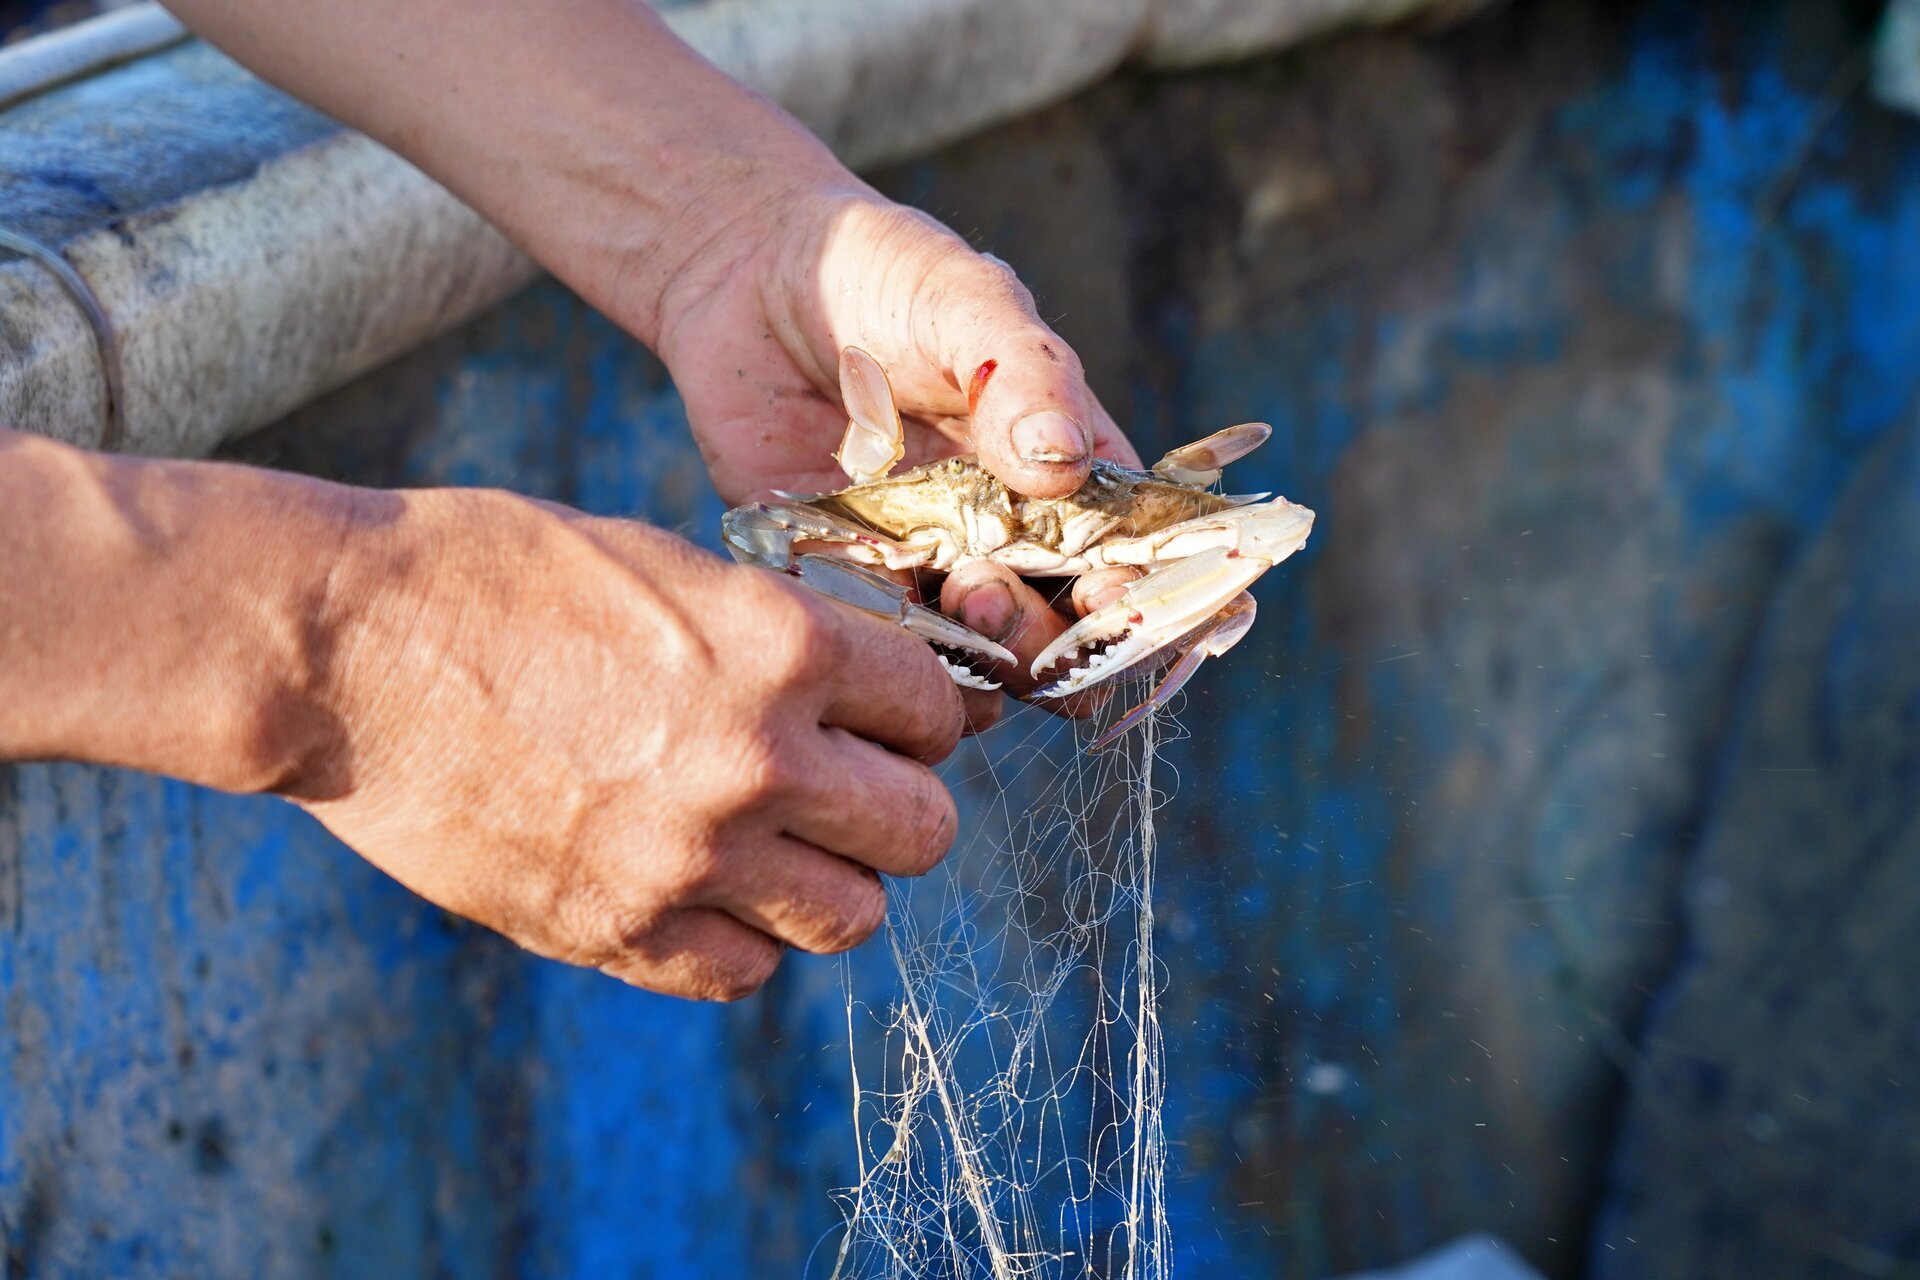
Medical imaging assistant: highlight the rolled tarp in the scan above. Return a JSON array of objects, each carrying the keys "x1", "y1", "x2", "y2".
[{"x1": 0, "y1": 0, "x2": 1490, "y2": 458}]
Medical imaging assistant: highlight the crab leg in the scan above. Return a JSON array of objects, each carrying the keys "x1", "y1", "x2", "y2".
[
  {"x1": 1086, "y1": 594, "x2": 1257, "y2": 750},
  {"x1": 721, "y1": 501, "x2": 946, "y2": 572},
  {"x1": 722, "y1": 504, "x2": 1003, "y2": 686},
  {"x1": 1075, "y1": 496, "x2": 1313, "y2": 571}
]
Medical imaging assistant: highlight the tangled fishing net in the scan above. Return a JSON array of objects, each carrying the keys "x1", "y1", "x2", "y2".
[{"x1": 823, "y1": 677, "x2": 1181, "y2": 1280}]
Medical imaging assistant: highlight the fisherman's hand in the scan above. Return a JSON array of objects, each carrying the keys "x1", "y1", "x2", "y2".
[
  {"x1": 165, "y1": 0, "x2": 1141, "y2": 714},
  {"x1": 649, "y1": 183, "x2": 1147, "y2": 714},
  {"x1": 302, "y1": 488, "x2": 966, "y2": 998},
  {"x1": 652, "y1": 184, "x2": 1141, "y2": 504},
  {"x1": 0, "y1": 429, "x2": 964, "y2": 1001}
]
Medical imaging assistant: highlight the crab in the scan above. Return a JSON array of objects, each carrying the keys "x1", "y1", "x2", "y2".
[{"x1": 721, "y1": 347, "x2": 1315, "y2": 748}]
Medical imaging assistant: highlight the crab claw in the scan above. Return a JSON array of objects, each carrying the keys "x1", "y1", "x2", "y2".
[
  {"x1": 1086, "y1": 594, "x2": 1258, "y2": 750},
  {"x1": 1029, "y1": 498, "x2": 1313, "y2": 698},
  {"x1": 1152, "y1": 422, "x2": 1271, "y2": 487},
  {"x1": 790, "y1": 555, "x2": 1014, "y2": 690}
]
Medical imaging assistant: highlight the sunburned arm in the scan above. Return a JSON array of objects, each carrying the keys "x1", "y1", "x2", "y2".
[
  {"x1": 162, "y1": 0, "x2": 844, "y2": 351},
  {"x1": 164, "y1": 0, "x2": 1149, "y2": 689},
  {"x1": 0, "y1": 426, "x2": 968, "y2": 999},
  {"x1": 0, "y1": 426, "x2": 358, "y2": 792}
]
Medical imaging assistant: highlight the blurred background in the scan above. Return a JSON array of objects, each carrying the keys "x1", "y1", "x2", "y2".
[{"x1": 2, "y1": 0, "x2": 1918, "y2": 1276}]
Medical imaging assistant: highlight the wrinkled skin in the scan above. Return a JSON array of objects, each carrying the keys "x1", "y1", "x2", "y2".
[
  {"x1": 306, "y1": 488, "x2": 973, "y2": 1000},
  {"x1": 13, "y1": 0, "x2": 1152, "y2": 1000},
  {"x1": 653, "y1": 188, "x2": 1147, "y2": 713}
]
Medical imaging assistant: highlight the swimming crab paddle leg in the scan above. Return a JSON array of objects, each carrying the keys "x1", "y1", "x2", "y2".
[
  {"x1": 1151, "y1": 422, "x2": 1272, "y2": 487},
  {"x1": 834, "y1": 346, "x2": 907, "y2": 485},
  {"x1": 1086, "y1": 593, "x2": 1257, "y2": 750},
  {"x1": 790, "y1": 554, "x2": 1015, "y2": 690}
]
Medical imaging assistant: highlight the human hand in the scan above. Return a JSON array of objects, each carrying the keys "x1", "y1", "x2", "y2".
[
  {"x1": 650, "y1": 185, "x2": 1145, "y2": 713},
  {"x1": 164, "y1": 0, "x2": 1142, "y2": 718},
  {"x1": 302, "y1": 487, "x2": 967, "y2": 1000},
  {"x1": 652, "y1": 186, "x2": 1141, "y2": 503}
]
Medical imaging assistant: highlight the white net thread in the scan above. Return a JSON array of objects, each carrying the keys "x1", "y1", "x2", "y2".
[{"x1": 822, "y1": 677, "x2": 1184, "y2": 1280}]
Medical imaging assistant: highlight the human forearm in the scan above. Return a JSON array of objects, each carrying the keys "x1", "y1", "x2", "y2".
[
  {"x1": 0, "y1": 424, "x2": 969, "y2": 998},
  {"x1": 164, "y1": 0, "x2": 851, "y2": 348},
  {"x1": 163, "y1": 0, "x2": 1152, "y2": 701},
  {"x1": 0, "y1": 428, "x2": 360, "y2": 792}
]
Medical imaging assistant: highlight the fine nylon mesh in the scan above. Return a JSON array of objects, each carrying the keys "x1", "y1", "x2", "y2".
[{"x1": 824, "y1": 678, "x2": 1179, "y2": 1280}]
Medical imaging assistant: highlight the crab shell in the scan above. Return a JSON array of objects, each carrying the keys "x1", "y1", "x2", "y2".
[
  {"x1": 719, "y1": 347, "x2": 1314, "y2": 747},
  {"x1": 807, "y1": 454, "x2": 1264, "y2": 576}
]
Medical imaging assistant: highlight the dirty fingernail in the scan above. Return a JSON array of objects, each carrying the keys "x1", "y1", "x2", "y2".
[
  {"x1": 1011, "y1": 411, "x2": 1089, "y2": 466},
  {"x1": 959, "y1": 581, "x2": 1020, "y2": 644}
]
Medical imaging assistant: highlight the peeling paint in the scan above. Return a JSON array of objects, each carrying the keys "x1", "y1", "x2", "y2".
[{"x1": 3, "y1": 1, "x2": 1918, "y2": 1277}]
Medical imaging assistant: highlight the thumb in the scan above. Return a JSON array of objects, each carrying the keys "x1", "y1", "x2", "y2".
[{"x1": 942, "y1": 257, "x2": 1124, "y2": 499}]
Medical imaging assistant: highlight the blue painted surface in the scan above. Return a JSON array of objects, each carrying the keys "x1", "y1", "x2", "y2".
[
  {"x1": 0, "y1": 42, "x2": 339, "y2": 247},
  {"x1": 5, "y1": 1, "x2": 1920, "y2": 1277}
]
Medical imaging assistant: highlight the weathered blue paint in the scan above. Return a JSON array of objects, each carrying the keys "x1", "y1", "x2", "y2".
[
  {"x1": 0, "y1": 765, "x2": 538, "y2": 1276},
  {"x1": 0, "y1": 43, "x2": 339, "y2": 249},
  {"x1": 4, "y1": 1, "x2": 1919, "y2": 1277}
]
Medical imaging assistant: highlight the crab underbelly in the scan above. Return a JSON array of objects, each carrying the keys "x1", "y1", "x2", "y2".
[{"x1": 968, "y1": 545, "x2": 1095, "y2": 577}]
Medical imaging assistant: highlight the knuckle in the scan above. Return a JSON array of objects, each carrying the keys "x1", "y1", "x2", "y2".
[
  {"x1": 665, "y1": 838, "x2": 732, "y2": 900},
  {"x1": 969, "y1": 251, "x2": 1033, "y2": 308},
  {"x1": 799, "y1": 871, "x2": 888, "y2": 956},
  {"x1": 916, "y1": 241, "x2": 1037, "y2": 336},
  {"x1": 912, "y1": 676, "x2": 966, "y2": 763},
  {"x1": 541, "y1": 870, "x2": 644, "y2": 970},
  {"x1": 576, "y1": 902, "x2": 660, "y2": 970},
  {"x1": 762, "y1": 589, "x2": 844, "y2": 686},
  {"x1": 725, "y1": 728, "x2": 798, "y2": 810}
]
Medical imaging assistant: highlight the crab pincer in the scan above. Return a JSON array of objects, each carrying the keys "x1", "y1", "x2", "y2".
[
  {"x1": 1029, "y1": 499, "x2": 1314, "y2": 747},
  {"x1": 789, "y1": 555, "x2": 1014, "y2": 690}
]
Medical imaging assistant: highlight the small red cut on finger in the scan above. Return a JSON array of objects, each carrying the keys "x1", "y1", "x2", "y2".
[{"x1": 966, "y1": 359, "x2": 998, "y2": 415}]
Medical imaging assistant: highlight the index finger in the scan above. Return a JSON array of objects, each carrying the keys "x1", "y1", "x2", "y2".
[
  {"x1": 939, "y1": 561, "x2": 1125, "y2": 721},
  {"x1": 816, "y1": 603, "x2": 967, "y2": 763}
]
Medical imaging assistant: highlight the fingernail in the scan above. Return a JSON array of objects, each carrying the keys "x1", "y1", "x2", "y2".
[
  {"x1": 1011, "y1": 411, "x2": 1089, "y2": 466},
  {"x1": 958, "y1": 581, "x2": 1020, "y2": 644},
  {"x1": 1085, "y1": 583, "x2": 1129, "y2": 612}
]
